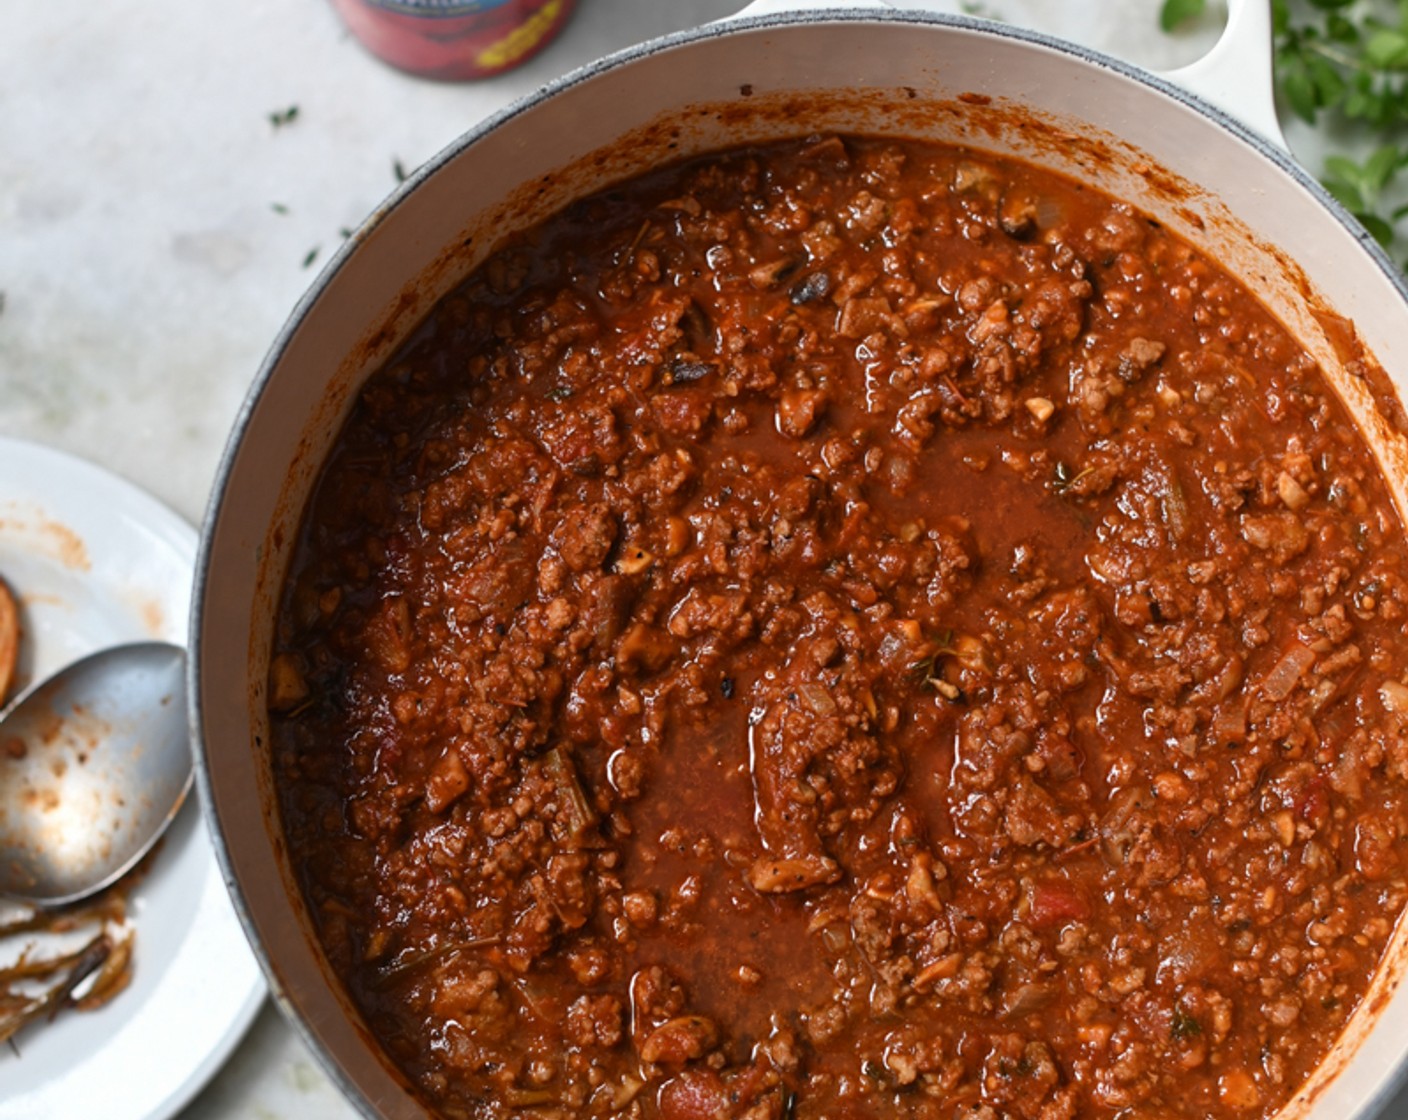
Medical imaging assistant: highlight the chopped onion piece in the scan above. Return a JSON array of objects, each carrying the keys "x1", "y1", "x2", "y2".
[{"x1": 1380, "y1": 679, "x2": 1408, "y2": 715}]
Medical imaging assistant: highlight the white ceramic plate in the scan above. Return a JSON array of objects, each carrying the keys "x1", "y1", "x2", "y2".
[{"x1": 0, "y1": 437, "x2": 264, "y2": 1120}]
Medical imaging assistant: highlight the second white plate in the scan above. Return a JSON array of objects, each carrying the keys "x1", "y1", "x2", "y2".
[{"x1": 0, "y1": 437, "x2": 265, "y2": 1120}]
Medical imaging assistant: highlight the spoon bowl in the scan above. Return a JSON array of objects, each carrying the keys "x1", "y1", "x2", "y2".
[{"x1": 0, "y1": 642, "x2": 190, "y2": 906}]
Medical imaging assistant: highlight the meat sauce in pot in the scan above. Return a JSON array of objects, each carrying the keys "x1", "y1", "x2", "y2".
[{"x1": 269, "y1": 135, "x2": 1408, "y2": 1120}]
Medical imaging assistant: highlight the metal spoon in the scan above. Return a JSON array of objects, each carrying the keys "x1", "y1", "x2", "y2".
[{"x1": 0, "y1": 642, "x2": 190, "y2": 906}]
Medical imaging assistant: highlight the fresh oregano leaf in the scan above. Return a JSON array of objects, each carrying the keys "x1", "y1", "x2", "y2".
[{"x1": 1160, "y1": 0, "x2": 1208, "y2": 32}]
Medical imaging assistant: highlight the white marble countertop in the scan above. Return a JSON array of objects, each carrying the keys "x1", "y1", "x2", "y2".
[{"x1": 3, "y1": 1, "x2": 1405, "y2": 1117}]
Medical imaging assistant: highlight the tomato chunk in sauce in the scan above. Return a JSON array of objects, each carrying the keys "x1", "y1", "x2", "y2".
[{"x1": 271, "y1": 135, "x2": 1408, "y2": 1120}]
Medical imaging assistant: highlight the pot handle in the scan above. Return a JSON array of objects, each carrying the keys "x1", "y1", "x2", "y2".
[
  {"x1": 1161, "y1": 0, "x2": 1286, "y2": 150},
  {"x1": 725, "y1": 0, "x2": 1286, "y2": 150}
]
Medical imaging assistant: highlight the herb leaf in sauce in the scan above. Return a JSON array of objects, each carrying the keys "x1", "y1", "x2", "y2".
[
  {"x1": 1053, "y1": 461, "x2": 1094, "y2": 494},
  {"x1": 1171, "y1": 1006, "x2": 1204, "y2": 1042},
  {"x1": 910, "y1": 630, "x2": 965, "y2": 701}
]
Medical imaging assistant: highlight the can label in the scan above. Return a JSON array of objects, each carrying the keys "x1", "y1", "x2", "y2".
[
  {"x1": 332, "y1": 0, "x2": 575, "y2": 79},
  {"x1": 359, "y1": 0, "x2": 514, "y2": 15},
  {"x1": 476, "y1": 0, "x2": 564, "y2": 69}
]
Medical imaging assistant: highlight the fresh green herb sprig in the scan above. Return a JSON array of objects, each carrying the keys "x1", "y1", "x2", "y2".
[
  {"x1": 1161, "y1": 0, "x2": 1210, "y2": 31},
  {"x1": 1323, "y1": 145, "x2": 1408, "y2": 243},
  {"x1": 1273, "y1": 0, "x2": 1408, "y2": 127},
  {"x1": 1162, "y1": 0, "x2": 1408, "y2": 263}
]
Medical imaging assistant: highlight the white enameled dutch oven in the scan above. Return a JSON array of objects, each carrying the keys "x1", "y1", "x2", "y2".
[{"x1": 192, "y1": 2, "x2": 1408, "y2": 1116}]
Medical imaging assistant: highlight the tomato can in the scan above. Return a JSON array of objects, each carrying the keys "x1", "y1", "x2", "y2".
[{"x1": 330, "y1": 0, "x2": 578, "y2": 81}]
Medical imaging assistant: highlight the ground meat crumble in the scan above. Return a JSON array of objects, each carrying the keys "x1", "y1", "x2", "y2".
[{"x1": 270, "y1": 135, "x2": 1408, "y2": 1120}]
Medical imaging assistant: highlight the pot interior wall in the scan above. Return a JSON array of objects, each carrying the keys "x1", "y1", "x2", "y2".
[{"x1": 196, "y1": 14, "x2": 1408, "y2": 1119}]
